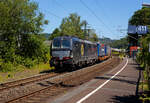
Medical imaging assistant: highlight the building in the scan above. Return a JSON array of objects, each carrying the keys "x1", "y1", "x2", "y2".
[{"x1": 142, "y1": 3, "x2": 150, "y2": 8}]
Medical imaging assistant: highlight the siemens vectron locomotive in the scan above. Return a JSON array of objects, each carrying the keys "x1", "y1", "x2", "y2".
[{"x1": 50, "y1": 36, "x2": 111, "y2": 69}]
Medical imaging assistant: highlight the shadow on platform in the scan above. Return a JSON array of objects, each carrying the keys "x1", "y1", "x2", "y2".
[
  {"x1": 110, "y1": 95, "x2": 141, "y2": 103},
  {"x1": 94, "y1": 76, "x2": 137, "y2": 85},
  {"x1": 110, "y1": 62, "x2": 143, "y2": 103}
]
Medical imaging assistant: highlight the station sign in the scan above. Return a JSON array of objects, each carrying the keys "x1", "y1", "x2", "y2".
[{"x1": 128, "y1": 25, "x2": 148, "y2": 34}]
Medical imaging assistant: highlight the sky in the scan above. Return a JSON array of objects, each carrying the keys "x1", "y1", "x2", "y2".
[{"x1": 33, "y1": 0, "x2": 150, "y2": 40}]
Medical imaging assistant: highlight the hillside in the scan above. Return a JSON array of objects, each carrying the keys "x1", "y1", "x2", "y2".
[
  {"x1": 98, "y1": 37, "x2": 114, "y2": 45},
  {"x1": 99, "y1": 37, "x2": 128, "y2": 49}
]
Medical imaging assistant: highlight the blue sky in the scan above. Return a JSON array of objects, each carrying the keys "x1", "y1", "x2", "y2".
[{"x1": 33, "y1": 0, "x2": 150, "y2": 40}]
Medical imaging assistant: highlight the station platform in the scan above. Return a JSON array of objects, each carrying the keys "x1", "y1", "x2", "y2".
[{"x1": 50, "y1": 58, "x2": 141, "y2": 103}]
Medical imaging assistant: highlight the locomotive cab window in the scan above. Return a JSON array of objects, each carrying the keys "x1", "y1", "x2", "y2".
[
  {"x1": 52, "y1": 38, "x2": 71, "y2": 49},
  {"x1": 52, "y1": 38, "x2": 61, "y2": 48},
  {"x1": 62, "y1": 38, "x2": 70, "y2": 48}
]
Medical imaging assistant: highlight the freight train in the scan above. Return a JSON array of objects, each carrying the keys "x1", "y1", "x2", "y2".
[{"x1": 50, "y1": 36, "x2": 111, "y2": 69}]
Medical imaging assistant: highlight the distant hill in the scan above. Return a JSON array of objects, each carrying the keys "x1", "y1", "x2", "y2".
[
  {"x1": 98, "y1": 37, "x2": 128, "y2": 49},
  {"x1": 110, "y1": 37, "x2": 128, "y2": 49},
  {"x1": 98, "y1": 37, "x2": 115, "y2": 45}
]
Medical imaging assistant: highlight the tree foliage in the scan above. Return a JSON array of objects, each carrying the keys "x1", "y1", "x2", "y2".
[
  {"x1": 129, "y1": 7, "x2": 150, "y2": 26},
  {"x1": 60, "y1": 13, "x2": 84, "y2": 38},
  {"x1": 49, "y1": 13, "x2": 99, "y2": 41},
  {"x1": 0, "y1": 0, "x2": 49, "y2": 71},
  {"x1": 130, "y1": 7, "x2": 150, "y2": 66},
  {"x1": 110, "y1": 37, "x2": 128, "y2": 49},
  {"x1": 49, "y1": 28, "x2": 61, "y2": 40},
  {"x1": 130, "y1": 7, "x2": 150, "y2": 90},
  {"x1": 137, "y1": 34, "x2": 150, "y2": 90},
  {"x1": 89, "y1": 33, "x2": 99, "y2": 42}
]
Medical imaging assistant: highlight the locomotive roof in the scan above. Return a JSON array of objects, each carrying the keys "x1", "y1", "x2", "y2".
[
  {"x1": 53, "y1": 36, "x2": 96, "y2": 44},
  {"x1": 84, "y1": 40, "x2": 95, "y2": 44},
  {"x1": 54, "y1": 36, "x2": 74, "y2": 39}
]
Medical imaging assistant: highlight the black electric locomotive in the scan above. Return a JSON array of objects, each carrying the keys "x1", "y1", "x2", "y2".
[{"x1": 50, "y1": 36, "x2": 98, "y2": 69}]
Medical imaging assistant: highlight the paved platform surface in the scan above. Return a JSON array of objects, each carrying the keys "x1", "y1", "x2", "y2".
[{"x1": 50, "y1": 58, "x2": 140, "y2": 103}]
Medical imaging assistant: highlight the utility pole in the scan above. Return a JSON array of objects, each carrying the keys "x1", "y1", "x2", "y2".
[
  {"x1": 87, "y1": 29, "x2": 90, "y2": 39},
  {"x1": 83, "y1": 20, "x2": 87, "y2": 38},
  {"x1": 83, "y1": 21, "x2": 92, "y2": 40}
]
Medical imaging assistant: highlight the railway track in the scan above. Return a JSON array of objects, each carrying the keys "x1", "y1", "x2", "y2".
[
  {"x1": 2, "y1": 57, "x2": 120, "y2": 103},
  {"x1": 0, "y1": 72, "x2": 60, "y2": 91}
]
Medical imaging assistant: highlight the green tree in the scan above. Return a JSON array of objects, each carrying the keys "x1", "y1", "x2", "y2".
[
  {"x1": 49, "y1": 13, "x2": 99, "y2": 41},
  {"x1": 89, "y1": 33, "x2": 99, "y2": 42},
  {"x1": 110, "y1": 37, "x2": 128, "y2": 49},
  {"x1": 49, "y1": 28, "x2": 61, "y2": 40},
  {"x1": 59, "y1": 13, "x2": 85, "y2": 39},
  {"x1": 137, "y1": 34, "x2": 150, "y2": 90},
  {"x1": 0, "y1": 0, "x2": 48, "y2": 71},
  {"x1": 129, "y1": 7, "x2": 150, "y2": 25},
  {"x1": 129, "y1": 7, "x2": 150, "y2": 91}
]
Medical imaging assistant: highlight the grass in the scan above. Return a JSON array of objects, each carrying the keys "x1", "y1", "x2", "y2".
[
  {"x1": 139, "y1": 94, "x2": 150, "y2": 103},
  {"x1": 0, "y1": 63, "x2": 54, "y2": 83},
  {"x1": 139, "y1": 82, "x2": 149, "y2": 91},
  {"x1": 139, "y1": 90, "x2": 150, "y2": 103},
  {"x1": 119, "y1": 54, "x2": 124, "y2": 59},
  {"x1": 139, "y1": 68, "x2": 150, "y2": 103},
  {"x1": 112, "y1": 51, "x2": 119, "y2": 55},
  {"x1": 112, "y1": 51, "x2": 125, "y2": 59}
]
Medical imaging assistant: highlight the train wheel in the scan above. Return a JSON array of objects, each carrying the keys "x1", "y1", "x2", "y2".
[
  {"x1": 55, "y1": 66, "x2": 60, "y2": 70},
  {"x1": 71, "y1": 64, "x2": 76, "y2": 71},
  {"x1": 54, "y1": 66, "x2": 62, "y2": 72}
]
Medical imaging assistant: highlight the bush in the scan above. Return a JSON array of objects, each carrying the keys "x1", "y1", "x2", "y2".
[
  {"x1": 23, "y1": 58, "x2": 35, "y2": 68},
  {"x1": 0, "y1": 62, "x2": 15, "y2": 72},
  {"x1": 41, "y1": 45, "x2": 50, "y2": 63},
  {"x1": 0, "y1": 58, "x2": 3, "y2": 67},
  {"x1": 14, "y1": 55, "x2": 24, "y2": 65},
  {"x1": 0, "y1": 35, "x2": 51, "y2": 71}
]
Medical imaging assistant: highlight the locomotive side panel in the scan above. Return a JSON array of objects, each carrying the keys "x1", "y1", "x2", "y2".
[
  {"x1": 72, "y1": 39, "x2": 80, "y2": 65},
  {"x1": 50, "y1": 36, "x2": 110, "y2": 70}
]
